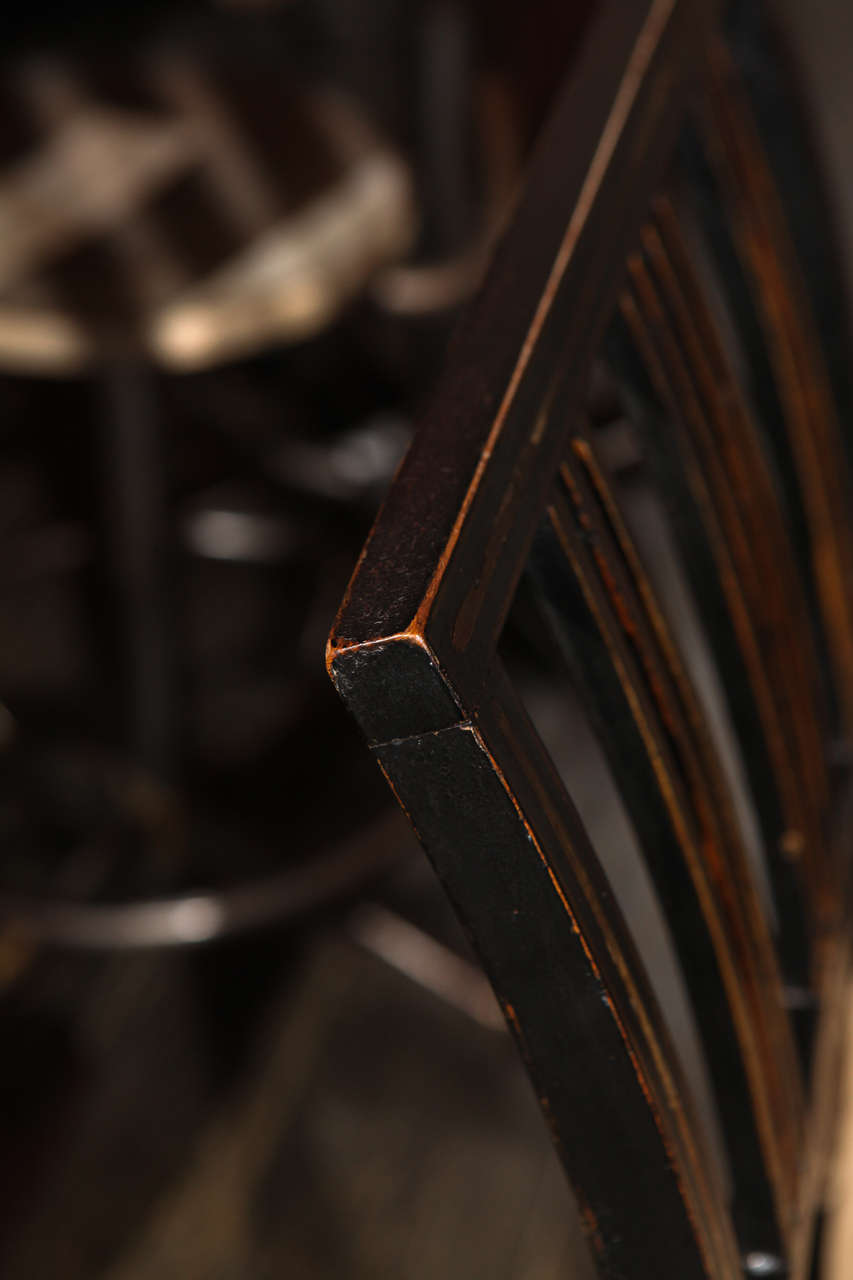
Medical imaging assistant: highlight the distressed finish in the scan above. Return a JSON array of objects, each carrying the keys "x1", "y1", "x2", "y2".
[{"x1": 328, "y1": 1, "x2": 853, "y2": 1275}]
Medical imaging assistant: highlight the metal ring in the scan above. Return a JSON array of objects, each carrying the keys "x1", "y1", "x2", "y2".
[{"x1": 0, "y1": 808, "x2": 409, "y2": 950}]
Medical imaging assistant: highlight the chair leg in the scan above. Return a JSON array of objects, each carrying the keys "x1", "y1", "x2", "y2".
[{"x1": 99, "y1": 359, "x2": 175, "y2": 780}]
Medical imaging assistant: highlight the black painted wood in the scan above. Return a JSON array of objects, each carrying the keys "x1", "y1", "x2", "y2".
[
  {"x1": 607, "y1": 313, "x2": 815, "y2": 997},
  {"x1": 367, "y1": 658, "x2": 737, "y2": 1279},
  {"x1": 328, "y1": 1, "x2": 852, "y2": 1276},
  {"x1": 525, "y1": 452, "x2": 796, "y2": 1255}
]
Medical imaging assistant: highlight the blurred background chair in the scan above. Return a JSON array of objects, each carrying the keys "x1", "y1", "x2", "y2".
[{"x1": 0, "y1": 0, "x2": 531, "y2": 952}]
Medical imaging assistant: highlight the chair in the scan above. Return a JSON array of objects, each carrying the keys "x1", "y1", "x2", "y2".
[
  {"x1": 327, "y1": 0, "x2": 853, "y2": 1274},
  {"x1": 0, "y1": 26, "x2": 420, "y2": 950}
]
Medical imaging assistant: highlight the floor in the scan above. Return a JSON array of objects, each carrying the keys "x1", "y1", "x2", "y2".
[{"x1": 0, "y1": 860, "x2": 597, "y2": 1279}]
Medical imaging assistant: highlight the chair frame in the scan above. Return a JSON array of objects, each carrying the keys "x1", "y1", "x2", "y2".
[{"x1": 328, "y1": 1, "x2": 853, "y2": 1275}]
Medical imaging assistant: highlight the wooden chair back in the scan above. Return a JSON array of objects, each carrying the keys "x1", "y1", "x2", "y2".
[{"x1": 328, "y1": 2, "x2": 853, "y2": 1274}]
